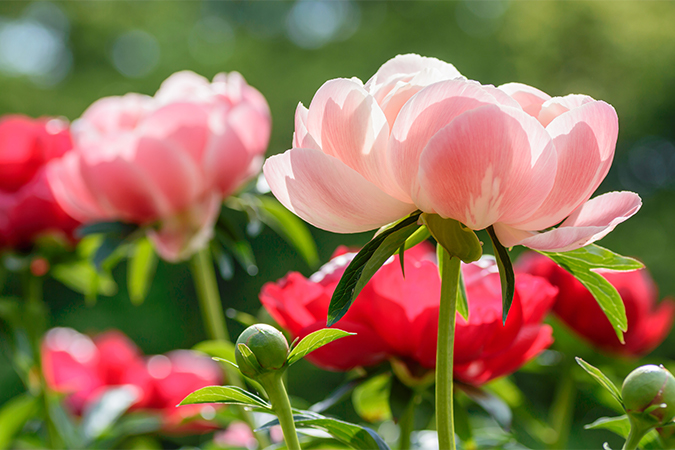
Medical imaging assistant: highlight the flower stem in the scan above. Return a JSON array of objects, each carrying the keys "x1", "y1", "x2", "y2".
[
  {"x1": 398, "y1": 392, "x2": 420, "y2": 450},
  {"x1": 547, "y1": 360, "x2": 576, "y2": 449},
  {"x1": 623, "y1": 416, "x2": 650, "y2": 450},
  {"x1": 262, "y1": 373, "x2": 301, "y2": 450},
  {"x1": 189, "y1": 247, "x2": 269, "y2": 448},
  {"x1": 436, "y1": 251, "x2": 461, "y2": 450}
]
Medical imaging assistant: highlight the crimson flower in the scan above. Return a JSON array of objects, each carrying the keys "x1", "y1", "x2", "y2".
[
  {"x1": 41, "y1": 328, "x2": 222, "y2": 433},
  {"x1": 260, "y1": 243, "x2": 557, "y2": 385},
  {"x1": 0, "y1": 115, "x2": 79, "y2": 250},
  {"x1": 517, "y1": 252, "x2": 675, "y2": 357}
]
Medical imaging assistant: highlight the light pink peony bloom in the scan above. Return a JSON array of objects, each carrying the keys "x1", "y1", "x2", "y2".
[
  {"x1": 263, "y1": 54, "x2": 640, "y2": 252},
  {"x1": 48, "y1": 71, "x2": 271, "y2": 261}
]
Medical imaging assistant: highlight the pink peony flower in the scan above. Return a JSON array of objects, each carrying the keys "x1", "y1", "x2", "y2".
[
  {"x1": 263, "y1": 54, "x2": 640, "y2": 252},
  {"x1": 260, "y1": 243, "x2": 557, "y2": 385},
  {"x1": 0, "y1": 115, "x2": 79, "y2": 250},
  {"x1": 48, "y1": 71, "x2": 271, "y2": 261}
]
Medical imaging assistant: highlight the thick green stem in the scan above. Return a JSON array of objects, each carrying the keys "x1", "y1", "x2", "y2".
[
  {"x1": 623, "y1": 416, "x2": 650, "y2": 450},
  {"x1": 547, "y1": 362, "x2": 576, "y2": 449},
  {"x1": 436, "y1": 252, "x2": 461, "y2": 450},
  {"x1": 262, "y1": 373, "x2": 301, "y2": 450},
  {"x1": 190, "y1": 247, "x2": 229, "y2": 341},
  {"x1": 398, "y1": 392, "x2": 420, "y2": 450},
  {"x1": 189, "y1": 247, "x2": 269, "y2": 448}
]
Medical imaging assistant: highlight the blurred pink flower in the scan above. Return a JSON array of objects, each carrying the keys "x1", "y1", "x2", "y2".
[
  {"x1": 48, "y1": 71, "x2": 271, "y2": 261},
  {"x1": 0, "y1": 115, "x2": 79, "y2": 250},
  {"x1": 42, "y1": 328, "x2": 222, "y2": 434},
  {"x1": 263, "y1": 54, "x2": 640, "y2": 252}
]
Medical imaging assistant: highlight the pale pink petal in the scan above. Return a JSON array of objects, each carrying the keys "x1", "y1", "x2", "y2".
[
  {"x1": 226, "y1": 101, "x2": 271, "y2": 158},
  {"x1": 494, "y1": 192, "x2": 642, "y2": 251},
  {"x1": 538, "y1": 94, "x2": 595, "y2": 127},
  {"x1": 305, "y1": 78, "x2": 401, "y2": 199},
  {"x1": 480, "y1": 85, "x2": 522, "y2": 109},
  {"x1": 388, "y1": 80, "x2": 502, "y2": 198},
  {"x1": 508, "y1": 101, "x2": 618, "y2": 230},
  {"x1": 263, "y1": 148, "x2": 416, "y2": 233},
  {"x1": 415, "y1": 104, "x2": 556, "y2": 229},
  {"x1": 365, "y1": 54, "x2": 462, "y2": 93},
  {"x1": 498, "y1": 83, "x2": 551, "y2": 118},
  {"x1": 292, "y1": 103, "x2": 319, "y2": 150},
  {"x1": 75, "y1": 94, "x2": 152, "y2": 139},
  {"x1": 154, "y1": 71, "x2": 214, "y2": 104},
  {"x1": 203, "y1": 123, "x2": 254, "y2": 197}
]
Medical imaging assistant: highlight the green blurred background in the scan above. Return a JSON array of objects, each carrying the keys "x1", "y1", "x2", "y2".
[{"x1": 1, "y1": 1, "x2": 675, "y2": 448}]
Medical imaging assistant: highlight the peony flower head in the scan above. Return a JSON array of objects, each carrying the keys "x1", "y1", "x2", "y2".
[
  {"x1": 263, "y1": 54, "x2": 640, "y2": 252},
  {"x1": 48, "y1": 71, "x2": 271, "y2": 261}
]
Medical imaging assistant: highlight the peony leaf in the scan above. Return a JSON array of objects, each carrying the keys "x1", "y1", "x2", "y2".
[
  {"x1": 487, "y1": 226, "x2": 515, "y2": 324},
  {"x1": 539, "y1": 246, "x2": 631, "y2": 342},
  {"x1": 81, "y1": 386, "x2": 138, "y2": 444},
  {"x1": 127, "y1": 238, "x2": 157, "y2": 306},
  {"x1": 576, "y1": 357, "x2": 624, "y2": 408},
  {"x1": 75, "y1": 221, "x2": 138, "y2": 239},
  {"x1": 421, "y1": 214, "x2": 482, "y2": 263},
  {"x1": 309, "y1": 378, "x2": 365, "y2": 413},
  {"x1": 457, "y1": 269, "x2": 470, "y2": 321},
  {"x1": 456, "y1": 383, "x2": 512, "y2": 430},
  {"x1": 353, "y1": 373, "x2": 392, "y2": 423},
  {"x1": 0, "y1": 393, "x2": 39, "y2": 450},
  {"x1": 258, "y1": 411, "x2": 390, "y2": 450},
  {"x1": 585, "y1": 415, "x2": 660, "y2": 447},
  {"x1": 287, "y1": 328, "x2": 354, "y2": 366},
  {"x1": 404, "y1": 225, "x2": 431, "y2": 250},
  {"x1": 179, "y1": 385, "x2": 272, "y2": 411},
  {"x1": 328, "y1": 212, "x2": 421, "y2": 326}
]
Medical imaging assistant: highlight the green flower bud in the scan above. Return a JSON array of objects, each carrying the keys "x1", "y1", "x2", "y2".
[
  {"x1": 235, "y1": 324, "x2": 289, "y2": 378},
  {"x1": 622, "y1": 364, "x2": 675, "y2": 425}
]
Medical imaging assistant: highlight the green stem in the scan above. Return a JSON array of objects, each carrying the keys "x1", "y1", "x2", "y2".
[
  {"x1": 436, "y1": 252, "x2": 461, "y2": 450},
  {"x1": 189, "y1": 247, "x2": 269, "y2": 448},
  {"x1": 623, "y1": 416, "x2": 650, "y2": 450},
  {"x1": 262, "y1": 373, "x2": 301, "y2": 450},
  {"x1": 398, "y1": 392, "x2": 420, "y2": 450},
  {"x1": 547, "y1": 361, "x2": 576, "y2": 449}
]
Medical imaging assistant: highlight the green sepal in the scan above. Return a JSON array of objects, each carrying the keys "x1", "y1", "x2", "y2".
[
  {"x1": 486, "y1": 226, "x2": 515, "y2": 324},
  {"x1": 421, "y1": 213, "x2": 482, "y2": 263}
]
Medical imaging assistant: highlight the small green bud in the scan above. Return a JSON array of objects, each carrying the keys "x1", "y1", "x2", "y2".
[
  {"x1": 622, "y1": 364, "x2": 675, "y2": 425},
  {"x1": 235, "y1": 324, "x2": 289, "y2": 378}
]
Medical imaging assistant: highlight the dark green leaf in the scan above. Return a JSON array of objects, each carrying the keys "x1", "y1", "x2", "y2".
[
  {"x1": 287, "y1": 328, "x2": 354, "y2": 366},
  {"x1": 457, "y1": 383, "x2": 512, "y2": 430},
  {"x1": 487, "y1": 226, "x2": 515, "y2": 324},
  {"x1": 398, "y1": 243, "x2": 405, "y2": 278},
  {"x1": 258, "y1": 196, "x2": 320, "y2": 268},
  {"x1": 127, "y1": 238, "x2": 157, "y2": 306},
  {"x1": 51, "y1": 262, "x2": 117, "y2": 298},
  {"x1": 76, "y1": 221, "x2": 138, "y2": 238},
  {"x1": 328, "y1": 212, "x2": 421, "y2": 326},
  {"x1": 0, "y1": 394, "x2": 39, "y2": 450},
  {"x1": 81, "y1": 386, "x2": 138, "y2": 444},
  {"x1": 259, "y1": 412, "x2": 390, "y2": 450},
  {"x1": 193, "y1": 340, "x2": 236, "y2": 364},
  {"x1": 93, "y1": 235, "x2": 125, "y2": 270},
  {"x1": 585, "y1": 415, "x2": 660, "y2": 448},
  {"x1": 457, "y1": 269, "x2": 469, "y2": 321},
  {"x1": 309, "y1": 378, "x2": 365, "y2": 413},
  {"x1": 179, "y1": 385, "x2": 272, "y2": 411},
  {"x1": 388, "y1": 375, "x2": 413, "y2": 423},
  {"x1": 352, "y1": 373, "x2": 392, "y2": 422},
  {"x1": 211, "y1": 243, "x2": 235, "y2": 280},
  {"x1": 215, "y1": 227, "x2": 258, "y2": 276},
  {"x1": 541, "y1": 247, "x2": 629, "y2": 342},
  {"x1": 47, "y1": 395, "x2": 83, "y2": 449},
  {"x1": 576, "y1": 357, "x2": 623, "y2": 408},
  {"x1": 421, "y1": 214, "x2": 482, "y2": 263}
]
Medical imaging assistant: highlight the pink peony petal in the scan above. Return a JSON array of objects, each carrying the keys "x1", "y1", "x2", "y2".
[
  {"x1": 494, "y1": 191, "x2": 642, "y2": 251},
  {"x1": 538, "y1": 94, "x2": 595, "y2": 127},
  {"x1": 498, "y1": 83, "x2": 551, "y2": 118},
  {"x1": 263, "y1": 148, "x2": 416, "y2": 233},
  {"x1": 415, "y1": 104, "x2": 556, "y2": 229}
]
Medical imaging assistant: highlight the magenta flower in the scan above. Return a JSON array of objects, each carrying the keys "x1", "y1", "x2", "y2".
[
  {"x1": 48, "y1": 71, "x2": 271, "y2": 261},
  {"x1": 263, "y1": 54, "x2": 640, "y2": 251}
]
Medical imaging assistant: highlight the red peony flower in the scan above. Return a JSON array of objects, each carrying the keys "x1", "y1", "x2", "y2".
[
  {"x1": 0, "y1": 115, "x2": 79, "y2": 250},
  {"x1": 260, "y1": 243, "x2": 557, "y2": 385},
  {"x1": 41, "y1": 328, "x2": 222, "y2": 433},
  {"x1": 517, "y1": 252, "x2": 675, "y2": 357}
]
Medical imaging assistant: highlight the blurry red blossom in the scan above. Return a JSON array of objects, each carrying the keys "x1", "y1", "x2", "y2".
[
  {"x1": 260, "y1": 243, "x2": 557, "y2": 386},
  {"x1": 41, "y1": 327, "x2": 222, "y2": 433},
  {"x1": 0, "y1": 115, "x2": 79, "y2": 250},
  {"x1": 517, "y1": 252, "x2": 675, "y2": 357}
]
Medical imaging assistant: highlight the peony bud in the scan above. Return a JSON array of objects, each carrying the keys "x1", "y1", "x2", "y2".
[
  {"x1": 622, "y1": 365, "x2": 675, "y2": 425},
  {"x1": 235, "y1": 324, "x2": 288, "y2": 379}
]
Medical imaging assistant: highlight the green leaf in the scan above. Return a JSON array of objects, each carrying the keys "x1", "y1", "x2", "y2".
[
  {"x1": 404, "y1": 225, "x2": 430, "y2": 250},
  {"x1": 93, "y1": 235, "x2": 126, "y2": 270},
  {"x1": 76, "y1": 221, "x2": 138, "y2": 238},
  {"x1": 81, "y1": 386, "x2": 138, "y2": 444},
  {"x1": 456, "y1": 383, "x2": 512, "y2": 430},
  {"x1": 193, "y1": 340, "x2": 236, "y2": 363},
  {"x1": 421, "y1": 213, "x2": 482, "y2": 263},
  {"x1": 127, "y1": 238, "x2": 157, "y2": 306},
  {"x1": 179, "y1": 385, "x2": 272, "y2": 411},
  {"x1": 0, "y1": 394, "x2": 39, "y2": 450},
  {"x1": 398, "y1": 243, "x2": 405, "y2": 278},
  {"x1": 51, "y1": 262, "x2": 117, "y2": 298},
  {"x1": 258, "y1": 196, "x2": 320, "y2": 268},
  {"x1": 585, "y1": 415, "x2": 660, "y2": 447},
  {"x1": 259, "y1": 412, "x2": 390, "y2": 450},
  {"x1": 211, "y1": 243, "x2": 235, "y2": 280},
  {"x1": 540, "y1": 246, "x2": 630, "y2": 342},
  {"x1": 353, "y1": 373, "x2": 392, "y2": 423},
  {"x1": 215, "y1": 226, "x2": 258, "y2": 276},
  {"x1": 328, "y1": 212, "x2": 421, "y2": 326},
  {"x1": 388, "y1": 375, "x2": 413, "y2": 423},
  {"x1": 287, "y1": 328, "x2": 354, "y2": 366},
  {"x1": 486, "y1": 226, "x2": 515, "y2": 324},
  {"x1": 576, "y1": 357, "x2": 624, "y2": 408},
  {"x1": 309, "y1": 378, "x2": 365, "y2": 413},
  {"x1": 457, "y1": 269, "x2": 469, "y2": 321}
]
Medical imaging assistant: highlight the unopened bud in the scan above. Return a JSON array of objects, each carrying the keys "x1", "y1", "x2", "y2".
[
  {"x1": 235, "y1": 324, "x2": 288, "y2": 378},
  {"x1": 622, "y1": 364, "x2": 675, "y2": 425}
]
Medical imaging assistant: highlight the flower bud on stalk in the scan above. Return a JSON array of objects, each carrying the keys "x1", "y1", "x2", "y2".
[{"x1": 235, "y1": 324, "x2": 289, "y2": 379}]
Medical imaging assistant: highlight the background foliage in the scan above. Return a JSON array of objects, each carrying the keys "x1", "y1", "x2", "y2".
[{"x1": 1, "y1": 1, "x2": 675, "y2": 448}]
